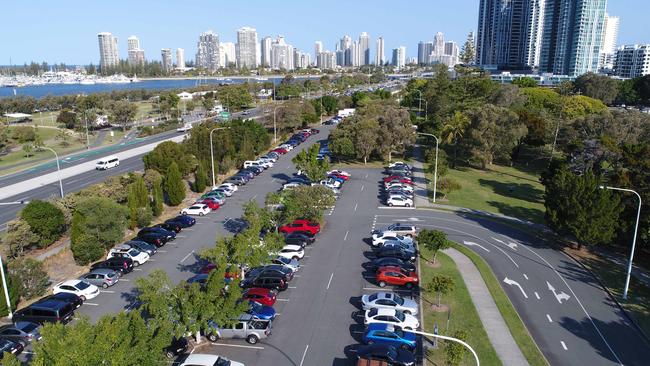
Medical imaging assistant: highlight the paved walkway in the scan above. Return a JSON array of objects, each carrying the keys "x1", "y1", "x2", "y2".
[{"x1": 443, "y1": 248, "x2": 530, "y2": 366}]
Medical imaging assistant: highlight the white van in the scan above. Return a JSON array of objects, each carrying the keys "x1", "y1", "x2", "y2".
[{"x1": 96, "y1": 156, "x2": 120, "y2": 170}]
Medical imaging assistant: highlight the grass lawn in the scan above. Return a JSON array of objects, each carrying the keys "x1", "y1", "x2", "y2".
[
  {"x1": 420, "y1": 247, "x2": 502, "y2": 366},
  {"x1": 435, "y1": 164, "x2": 546, "y2": 224}
]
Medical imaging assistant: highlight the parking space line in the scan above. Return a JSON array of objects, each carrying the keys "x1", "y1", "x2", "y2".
[
  {"x1": 133, "y1": 268, "x2": 143, "y2": 271},
  {"x1": 561, "y1": 341, "x2": 568, "y2": 350},
  {"x1": 327, "y1": 273, "x2": 334, "y2": 290},
  {"x1": 176, "y1": 235, "x2": 187, "y2": 238},
  {"x1": 354, "y1": 203, "x2": 358, "y2": 211},
  {"x1": 211, "y1": 342, "x2": 265, "y2": 350},
  {"x1": 276, "y1": 298, "x2": 290, "y2": 302},
  {"x1": 299, "y1": 344, "x2": 309, "y2": 366},
  {"x1": 181, "y1": 250, "x2": 195, "y2": 263},
  {"x1": 119, "y1": 279, "x2": 130, "y2": 282},
  {"x1": 361, "y1": 185, "x2": 364, "y2": 191},
  {"x1": 535, "y1": 292, "x2": 540, "y2": 299},
  {"x1": 158, "y1": 250, "x2": 168, "y2": 253},
  {"x1": 100, "y1": 290, "x2": 115, "y2": 293},
  {"x1": 344, "y1": 230, "x2": 349, "y2": 241},
  {"x1": 546, "y1": 314, "x2": 553, "y2": 323},
  {"x1": 84, "y1": 302, "x2": 99, "y2": 306},
  {"x1": 148, "y1": 259, "x2": 156, "y2": 262},
  {"x1": 288, "y1": 286, "x2": 297, "y2": 289}
]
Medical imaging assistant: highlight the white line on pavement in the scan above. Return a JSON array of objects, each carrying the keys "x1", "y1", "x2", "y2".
[
  {"x1": 100, "y1": 290, "x2": 115, "y2": 293},
  {"x1": 365, "y1": 173, "x2": 368, "y2": 178},
  {"x1": 133, "y1": 268, "x2": 143, "y2": 271},
  {"x1": 354, "y1": 203, "x2": 358, "y2": 211},
  {"x1": 377, "y1": 206, "x2": 415, "y2": 210},
  {"x1": 288, "y1": 286, "x2": 297, "y2": 289},
  {"x1": 252, "y1": 194, "x2": 258, "y2": 200},
  {"x1": 119, "y1": 279, "x2": 130, "y2": 282},
  {"x1": 344, "y1": 230, "x2": 349, "y2": 241},
  {"x1": 176, "y1": 235, "x2": 187, "y2": 238},
  {"x1": 561, "y1": 341, "x2": 568, "y2": 350},
  {"x1": 299, "y1": 344, "x2": 309, "y2": 366},
  {"x1": 84, "y1": 302, "x2": 99, "y2": 306},
  {"x1": 361, "y1": 185, "x2": 364, "y2": 191},
  {"x1": 276, "y1": 298, "x2": 290, "y2": 302},
  {"x1": 158, "y1": 250, "x2": 168, "y2": 253},
  {"x1": 535, "y1": 292, "x2": 540, "y2": 299},
  {"x1": 523, "y1": 274, "x2": 529, "y2": 280},
  {"x1": 327, "y1": 273, "x2": 334, "y2": 290},
  {"x1": 211, "y1": 342, "x2": 265, "y2": 350},
  {"x1": 181, "y1": 250, "x2": 195, "y2": 263},
  {"x1": 148, "y1": 259, "x2": 156, "y2": 262}
]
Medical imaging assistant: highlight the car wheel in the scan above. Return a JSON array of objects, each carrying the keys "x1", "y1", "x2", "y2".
[
  {"x1": 207, "y1": 333, "x2": 219, "y2": 342},
  {"x1": 367, "y1": 340, "x2": 374, "y2": 345},
  {"x1": 246, "y1": 335, "x2": 259, "y2": 344},
  {"x1": 405, "y1": 203, "x2": 411, "y2": 207},
  {"x1": 199, "y1": 212, "x2": 205, "y2": 216},
  {"x1": 102, "y1": 283, "x2": 109, "y2": 289},
  {"x1": 165, "y1": 350, "x2": 175, "y2": 358},
  {"x1": 388, "y1": 203, "x2": 394, "y2": 207},
  {"x1": 379, "y1": 281, "x2": 386, "y2": 288},
  {"x1": 405, "y1": 283, "x2": 413, "y2": 289},
  {"x1": 401, "y1": 344, "x2": 411, "y2": 350},
  {"x1": 133, "y1": 261, "x2": 140, "y2": 267},
  {"x1": 80, "y1": 295, "x2": 86, "y2": 301}
]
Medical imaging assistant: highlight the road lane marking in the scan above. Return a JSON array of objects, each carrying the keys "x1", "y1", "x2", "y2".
[
  {"x1": 181, "y1": 250, "x2": 195, "y2": 263},
  {"x1": 535, "y1": 292, "x2": 540, "y2": 299},
  {"x1": 561, "y1": 341, "x2": 568, "y2": 350},
  {"x1": 463, "y1": 241, "x2": 490, "y2": 252},
  {"x1": 211, "y1": 342, "x2": 264, "y2": 350},
  {"x1": 547, "y1": 281, "x2": 571, "y2": 304},
  {"x1": 503, "y1": 277, "x2": 528, "y2": 298},
  {"x1": 344, "y1": 230, "x2": 349, "y2": 241},
  {"x1": 523, "y1": 274, "x2": 529, "y2": 280},
  {"x1": 361, "y1": 185, "x2": 364, "y2": 191},
  {"x1": 354, "y1": 203, "x2": 358, "y2": 211},
  {"x1": 546, "y1": 314, "x2": 553, "y2": 323},
  {"x1": 299, "y1": 344, "x2": 309, "y2": 366},
  {"x1": 288, "y1": 286, "x2": 297, "y2": 289},
  {"x1": 327, "y1": 273, "x2": 334, "y2": 289}
]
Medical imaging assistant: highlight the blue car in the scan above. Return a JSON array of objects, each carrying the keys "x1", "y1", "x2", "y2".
[
  {"x1": 363, "y1": 323, "x2": 416, "y2": 350},
  {"x1": 327, "y1": 175, "x2": 346, "y2": 184},
  {"x1": 167, "y1": 215, "x2": 195, "y2": 228},
  {"x1": 246, "y1": 300, "x2": 276, "y2": 321}
]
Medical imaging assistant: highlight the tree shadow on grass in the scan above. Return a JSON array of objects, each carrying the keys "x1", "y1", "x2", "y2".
[
  {"x1": 485, "y1": 200, "x2": 544, "y2": 224},
  {"x1": 479, "y1": 179, "x2": 544, "y2": 204}
]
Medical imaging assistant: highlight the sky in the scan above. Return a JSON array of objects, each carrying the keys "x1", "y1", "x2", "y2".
[{"x1": 1, "y1": 0, "x2": 648, "y2": 66}]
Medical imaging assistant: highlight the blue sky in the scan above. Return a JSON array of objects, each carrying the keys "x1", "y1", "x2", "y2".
[{"x1": 1, "y1": 0, "x2": 648, "y2": 65}]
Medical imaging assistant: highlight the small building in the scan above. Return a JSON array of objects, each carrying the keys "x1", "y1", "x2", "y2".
[
  {"x1": 337, "y1": 108, "x2": 356, "y2": 118},
  {"x1": 177, "y1": 92, "x2": 193, "y2": 100}
]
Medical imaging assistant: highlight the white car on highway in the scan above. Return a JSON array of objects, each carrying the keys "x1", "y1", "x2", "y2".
[
  {"x1": 364, "y1": 308, "x2": 419, "y2": 330},
  {"x1": 53, "y1": 280, "x2": 100, "y2": 301},
  {"x1": 386, "y1": 196, "x2": 413, "y2": 207},
  {"x1": 181, "y1": 204, "x2": 211, "y2": 216},
  {"x1": 372, "y1": 232, "x2": 415, "y2": 247},
  {"x1": 276, "y1": 245, "x2": 305, "y2": 260},
  {"x1": 361, "y1": 292, "x2": 419, "y2": 315},
  {"x1": 217, "y1": 183, "x2": 238, "y2": 192}
]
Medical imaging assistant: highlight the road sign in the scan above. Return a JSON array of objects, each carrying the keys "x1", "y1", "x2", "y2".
[{"x1": 219, "y1": 111, "x2": 231, "y2": 120}]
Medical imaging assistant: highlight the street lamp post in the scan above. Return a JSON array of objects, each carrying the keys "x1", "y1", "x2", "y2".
[
  {"x1": 417, "y1": 132, "x2": 439, "y2": 203},
  {"x1": 41, "y1": 147, "x2": 63, "y2": 198},
  {"x1": 0, "y1": 255, "x2": 12, "y2": 319},
  {"x1": 209, "y1": 127, "x2": 228, "y2": 189},
  {"x1": 410, "y1": 329, "x2": 480, "y2": 366},
  {"x1": 599, "y1": 185, "x2": 642, "y2": 300}
]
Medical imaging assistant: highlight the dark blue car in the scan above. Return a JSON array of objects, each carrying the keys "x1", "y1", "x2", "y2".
[
  {"x1": 363, "y1": 323, "x2": 416, "y2": 350},
  {"x1": 167, "y1": 215, "x2": 195, "y2": 228},
  {"x1": 245, "y1": 300, "x2": 276, "y2": 320}
]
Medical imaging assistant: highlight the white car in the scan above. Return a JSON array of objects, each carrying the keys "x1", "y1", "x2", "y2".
[
  {"x1": 279, "y1": 144, "x2": 294, "y2": 151},
  {"x1": 282, "y1": 182, "x2": 302, "y2": 190},
  {"x1": 327, "y1": 169, "x2": 351, "y2": 177},
  {"x1": 243, "y1": 160, "x2": 263, "y2": 169},
  {"x1": 258, "y1": 157, "x2": 275, "y2": 165},
  {"x1": 214, "y1": 186, "x2": 234, "y2": 197},
  {"x1": 320, "y1": 179, "x2": 341, "y2": 189},
  {"x1": 107, "y1": 247, "x2": 150, "y2": 266},
  {"x1": 372, "y1": 232, "x2": 415, "y2": 247},
  {"x1": 218, "y1": 183, "x2": 238, "y2": 192},
  {"x1": 53, "y1": 280, "x2": 100, "y2": 300},
  {"x1": 276, "y1": 245, "x2": 305, "y2": 260},
  {"x1": 181, "y1": 204, "x2": 211, "y2": 216},
  {"x1": 388, "y1": 161, "x2": 411, "y2": 169},
  {"x1": 386, "y1": 196, "x2": 413, "y2": 207},
  {"x1": 361, "y1": 292, "x2": 419, "y2": 315},
  {"x1": 386, "y1": 183, "x2": 414, "y2": 192},
  {"x1": 364, "y1": 308, "x2": 419, "y2": 330},
  {"x1": 372, "y1": 223, "x2": 417, "y2": 237},
  {"x1": 180, "y1": 354, "x2": 244, "y2": 366}
]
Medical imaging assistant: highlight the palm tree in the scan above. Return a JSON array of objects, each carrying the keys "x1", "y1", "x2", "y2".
[{"x1": 440, "y1": 111, "x2": 469, "y2": 168}]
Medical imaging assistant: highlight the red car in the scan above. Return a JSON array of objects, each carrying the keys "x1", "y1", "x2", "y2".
[
  {"x1": 272, "y1": 148, "x2": 288, "y2": 155},
  {"x1": 328, "y1": 172, "x2": 349, "y2": 181},
  {"x1": 384, "y1": 177, "x2": 414, "y2": 186},
  {"x1": 279, "y1": 219, "x2": 321, "y2": 235},
  {"x1": 376, "y1": 266, "x2": 419, "y2": 289},
  {"x1": 242, "y1": 287, "x2": 277, "y2": 306},
  {"x1": 383, "y1": 175, "x2": 413, "y2": 183},
  {"x1": 197, "y1": 199, "x2": 220, "y2": 210},
  {"x1": 201, "y1": 262, "x2": 241, "y2": 279}
]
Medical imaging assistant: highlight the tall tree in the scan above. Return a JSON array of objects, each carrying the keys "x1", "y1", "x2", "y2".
[
  {"x1": 151, "y1": 176, "x2": 164, "y2": 217},
  {"x1": 292, "y1": 144, "x2": 330, "y2": 182},
  {"x1": 193, "y1": 161, "x2": 208, "y2": 193},
  {"x1": 164, "y1": 162, "x2": 186, "y2": 206},
  {"x1": 20, "y1": 200, "x2": 65, "y2": 248},
  {"x1": 3, "y1": 219, "x2": 39, "y2": 258},
  {"x1": 574, "y1": 72, "x2": 619, "y2": 105},
  {"x1": 354, "y1": 117, "x2": 380, "y2": 164},
  {"x1": 426, "y1": 275, "x2": 455, "y2": 307},
  {"x1": 440, "y1": 111, "x2": 470, "y2": 168},
  {"x1": 459, "y1": 32, "x2": 476, "y2": 65},
  {"x1": 418, "y1": 229, "x2": 450, "y2": 264},
  {"x1": 107, "y1": 100, "x2": 138, "y2": 130}
]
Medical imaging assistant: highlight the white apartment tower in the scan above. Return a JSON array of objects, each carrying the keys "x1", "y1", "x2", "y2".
[
  {"x1": 176, "y1": 48, "x2": 185, "y2": 69},
  {"x1": 314, "y1": 41, "x2": 323, "y2": 62},
  {"x1": 127, "y1": 36, "x2": 145, "y2": 67},
  {"x1": 359, "y1": 32, "x2": 370, "y2": 65},
  {"x1": 614, "y1": 44, "x2": 650, "y2": 78},
  {"x1": 392, "y1": 47, "x2": 406, "y2": 69},
  {"x1": 98, "y1": 32, "x2": 119, "y2": 70},
  {"x1": 161, "y1": 48, "x2": 173, "y2": 74},
  {"x1": 195, "y1": 31, "x2": 220, "y2": 72},
  {"x1": 376, "y1": 37, "x2": 385, "y2": 66},
  {"x1": 600, "y1": 14, "x2": 620, "y2": 70},
  {"x1": 236, "y1": 27, "x2": 258, "y2": 69},
  {"x1": 219, "y1": 42, "x2": 236, "y2": 68},
  {"x1": 261, "y1": 36, "x2": 273, "y2": 67}
]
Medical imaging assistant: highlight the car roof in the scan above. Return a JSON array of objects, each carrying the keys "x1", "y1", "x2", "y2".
[
  {"x1": 57, "y1": 280, "x2": 82, "y2": 287},
  {"x1": 282, "y1": 244, "x2": 303, "y2": 250},
  {"x1": 373, "y1": 308, "x2": 396, "y2": 316},
  {"x1": 182, "y1": 353, "x2": 220, "y2": 364},
  {"x1": 245, "y1": 287, "x2": 271, "y2": 295},
  {"x1": 88, "y1": 268, "x2": 115, "y2": 275}
]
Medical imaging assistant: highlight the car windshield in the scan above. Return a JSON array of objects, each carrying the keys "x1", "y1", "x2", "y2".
[
  {"x1": 393, "y1": 294, "x2": 404, "y2": 305},
  {"x1": 128, "y1": 249, "x2": 141, "y2": 256},
  {"x1": 368, "y1": 293, "x2": 378, "y2": 302},
  {"x1": 20, "y1": 322, "x2": 39, "y2": 332},
  {"x1": 215, "y1": 357, "x2": 231, "y2": 366},
  {"x1": 76, "y1": 281, "x2": 90, "y2": 290},
  {"x1": 395, "y1": 311, "x2": 405, "y2": 322},
  {"x1": 368, "y1": 308, "x2": 378, "y2": 317},
  {"x1": 249, "y1": 301, "x2": 262, "y2": 312}
]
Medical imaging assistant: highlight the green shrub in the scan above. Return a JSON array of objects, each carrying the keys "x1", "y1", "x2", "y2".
[
  {"x1": 20, "y1": 200, "x2": 65, "y2": 248},
  {"x1": 151, "y1": 176, "x2": 164, "y2": 217},
  {"x1": 136, "y1": 207, "x2": 153, "y2": 228},
  {"x1": 164, "y1": 162, "x2": 186, "y2": 206},
  {"x1": 7, "y1": 257, "x2": 49, "y2": 300}
]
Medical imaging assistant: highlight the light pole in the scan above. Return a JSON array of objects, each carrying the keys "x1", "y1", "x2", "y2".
[
  {"x1": 409, "y1": 329, "x2": 480, "y2": 366},
  {"x1": 209, "y1": 127, "x2": 228, "y2": 189},
  {"x1": 0, "y1": 255, "x2": 12, "y2": 319},
  {"x1": 417, "y1": 132, "x2": 439, "y2": 203},
  {"x1": 42, "y1": 147, "x2": 63, "y2": 198},
  {"x1": 599, "y1": 185, "x2": 642, "y2": 300}
]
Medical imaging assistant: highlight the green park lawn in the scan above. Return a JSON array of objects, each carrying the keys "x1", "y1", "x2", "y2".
[{"x1": 435, "y1": 164, "x2": 546, "y2": 224}]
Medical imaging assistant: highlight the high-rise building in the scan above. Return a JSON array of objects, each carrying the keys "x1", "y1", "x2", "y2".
[
  {"x1": 418, "y1": 41, "x2": 434, "y2": 65},
  {"x1": 317, "y1": 51, "x2": 337, "y2": 69},
  {"x1": 176, "y1": 48, "x2": 185, "y2": 69},
  {"x1": 614, "y1": 44, "x2": 650, "y2": 78},
  {"x1": 539, "y1": 0, "x2": 607, "y2": 76},
  {"x1": 271, "y1": 36, "x2": 293, "y2": 70},
  {"x1": 444, "y1": 42, "x2": 460, "y2": 65},
  {"x1": 376, "y1": 37, "x2": 385, "y2": 66},
  {"x1": 236, "y1": 26, "x2": 258, "y2": 69},
  {"x1": 219, "y1": 42, "x2": 236, "y2": 68},
  {"x1": 195, "y1": 31, "x2": 220, "y2": 72},
  {"x1": 600, "y1": 14, "x2": 620, "y2": 70},
  {"x1": 351, "y1": 41, "x2": 362, "y2": 67},
  {"x1": 127, "y1": 36, "x2": 145, "y2": 67},
  {"x1": 433, "y1": 32, "x2": 445, "y2": 57},
  {"x1": 261, "y1": 36, "x2": 273, "y2": 67},
  {"x1": 392, "y1": 47, "x2": 406, "y2": 69},
  {"x1": 97, "y1": 32, "x2": 119, "y2": 70},
  {"x1": 524, "y1": 0, "x2": 546, "y2": 68},
  {"x1": 314, "y1": 41, "x2": 323, "y2": 62},
  {"x1": 161, "y1": 48, "x2": 172, "y2": 74},
  {"x1": 359, "y1": 32, "x2": 370, "y2": 65}
]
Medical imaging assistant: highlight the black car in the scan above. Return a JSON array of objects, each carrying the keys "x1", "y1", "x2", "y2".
[
  {"x1": 374, "y1": 246, "x2": 417, "y2": 262},
  {"x1": 247, "y1": 265, "x2": 293, "y2": 282},
  {"x1": 137, "y1": 232, "x2": 169, "y2": 247},
  {"x1": 124, "y1": 240, "x2": 157, "y2": 256},
  {"x1": 13, "y1": 300, "x2": 75, "y2": 325},
  {"x1": 226, "y1": 176, "x2": 247, "y2": 186},
  {"x1": 242, "y1": 166, "x2": 262, "y2": 175},
  {"x1": 41, "y1": 292, "x2": 84, "y2": 309},
  {"x1": 164, "y1": 337, "x2": 189, "y2": 359},
  {"x1": 240, "y1": 275, "x2": 288, "y2": 291},
  {"x1": 284, "y1": 232, "x2": 315, "y2": 246},
  {"x1": 0, "y1": 338, "x2": 23, "y2": 359},
  {"x1": 154, "y1": 222, "x2": 182, "y2": 233},
  {"x1": 357, "y1": 344, "x2": 415, "y2": 366},
  {"x1": 166, "y1": 215, "x2": 195, "y2": 228},
  {"x1": 237, "y1": 170, "x2": 255, "y2": 179},
  {"x1": 91, "y1": 257, "x2": 135, "y2": 275},
  {"x1": 369, "y1": 257, "x2": 417, "y2": 272},
  {"x1": 139, "y1": 227, "x2": 176, "y2": 240}
]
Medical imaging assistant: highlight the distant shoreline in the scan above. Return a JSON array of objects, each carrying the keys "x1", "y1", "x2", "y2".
[{"x1": 140, "y1": 75, "x2": 323, "y2": 81}]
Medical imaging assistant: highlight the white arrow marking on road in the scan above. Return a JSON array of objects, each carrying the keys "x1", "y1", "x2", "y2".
[
  {"x1": 547, "y1": 281, "x2": 571, "y2": 304},
  {"x1": 463, "y1": 241, "x2": 490, "y2": 252},
  {"x1": 492, "y1": 237, "x2": 518, "y2": 250},
  {"x1": 503, "y1": 277, "x2": 528, "y2": 298}
]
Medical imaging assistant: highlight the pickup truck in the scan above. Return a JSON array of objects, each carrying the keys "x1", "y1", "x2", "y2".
[
  {"x1": 205, "y1": 314, "x2": 272, "y2": 344},
  {"x1": 177, "y1": 123, "x2": 192, "y2": 132}
]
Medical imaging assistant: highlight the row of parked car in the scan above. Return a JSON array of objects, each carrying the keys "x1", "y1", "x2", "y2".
[
  {"x1": 383, "y1": 162, "x2": 415, "y2": 208},
  {"x1": 354, "y1": 222, "x2": 422, "y2": 366}
]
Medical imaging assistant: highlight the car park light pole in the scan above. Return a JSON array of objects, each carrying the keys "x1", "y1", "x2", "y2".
[
  {"x1": 210, "y1": 127, "x2": 229, "y2": 190},
  {"x1": 42, "y1": 147, "x2": 64, "y2": 198},
  {"x1": 0, "y1": 255, "x2": 12, "y2": 319},
  {"x1": 599, "y1": 185, "x2": 642, "y2": 300},
  {"x1": 417, "y1": 132, "x2": 439, "y2": 203},
  {"x1": 410, "y1": 329, "x2": 480, "y2": 366}
]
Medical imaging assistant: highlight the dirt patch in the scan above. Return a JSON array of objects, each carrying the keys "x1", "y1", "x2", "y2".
[
  {"x1": 424, "y1": 260, "x2": 442, "y2": 269},
  {"x1": 429, "y1": 304, "x2": 450, "y2": 313}
]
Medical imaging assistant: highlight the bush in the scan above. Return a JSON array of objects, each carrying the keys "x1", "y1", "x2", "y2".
[
  {"x1": 136, "y1": 207, "x2": 153, "y2": 228},
  {"x1": 3, "y1": 219, "x2": 39, "y2": 258},
  {"x1": 11, "y1": 126, "x2": 36, "y2": 143},
  {"x1": 151, "y1": 176, "x2": 164, "y2": 217},
  {"x1": 164, "y1": 162, "x2": 186, "y2": 206},
  {"x1": 20, "y1": 200, "x2": 65, "y2": 248},
  {"x1": 143, "y1": 141, "x2": 194, "y2": 175},
  {"x1": 193, "y1": 161, "x2": 208, "y2": 193},
  {"x1": 7, "y1": 257, "x2": 49, "y2": 300},
  {"x1": 70, "y1": 212, "x2": 103, "y2": 265}
]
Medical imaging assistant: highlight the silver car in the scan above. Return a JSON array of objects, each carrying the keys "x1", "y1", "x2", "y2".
[
  {"x1": 361, "y1": 292, "x2": 419, "y2": 315},
  {"x1": 79, "y1": 268, "x2": 119, "y2": 289},
  {"x1": 0, "y1": 321, "x2": 42, "y2": 344}
]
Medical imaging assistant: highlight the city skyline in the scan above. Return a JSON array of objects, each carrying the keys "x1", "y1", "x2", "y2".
[{"x1": 1, "y1": 0, "x2": 648, "y2": 65}]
